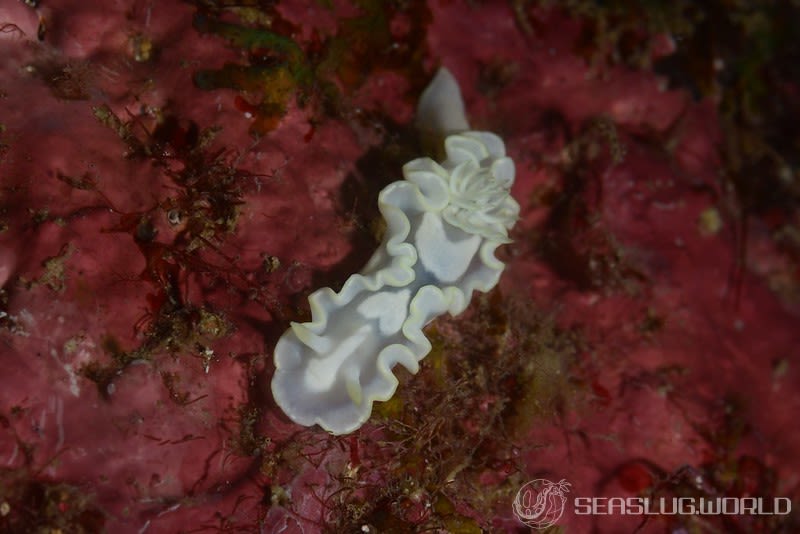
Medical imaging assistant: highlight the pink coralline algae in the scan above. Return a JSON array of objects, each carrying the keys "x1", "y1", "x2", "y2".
[{"x1": 0, "y1": 1, "x2": 798, "y2": 533}]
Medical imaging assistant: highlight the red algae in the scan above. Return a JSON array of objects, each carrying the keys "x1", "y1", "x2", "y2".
[{"x1": 0, "y1": 0, "x2": 798, "y2": 533}]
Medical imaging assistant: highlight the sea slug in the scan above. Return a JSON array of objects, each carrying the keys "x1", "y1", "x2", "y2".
[{"x1": 271, "y1": 68, "x2": 519, "y2": 434}]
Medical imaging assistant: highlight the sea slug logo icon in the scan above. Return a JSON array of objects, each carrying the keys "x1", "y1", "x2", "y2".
[{"x1": 513, "y1": 478, "x2": 571, "y2": 529}]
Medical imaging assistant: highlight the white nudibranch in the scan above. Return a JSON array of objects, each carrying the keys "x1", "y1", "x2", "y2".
[{"x1": 271, "y1": 68, "x2": 520, "y2": 434}]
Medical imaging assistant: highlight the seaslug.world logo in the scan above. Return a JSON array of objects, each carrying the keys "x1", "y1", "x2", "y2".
[
  {"x1": 512, "y1": 477, "x2": 793, "y2": 529},
  {"x1": 512, "y1": 478, "x2": 572, "y2": 529}
]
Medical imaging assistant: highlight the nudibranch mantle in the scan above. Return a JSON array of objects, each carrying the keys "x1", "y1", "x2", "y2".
[{"x1": 272, "y1": 69, "x2": 520, "y2": 434}]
